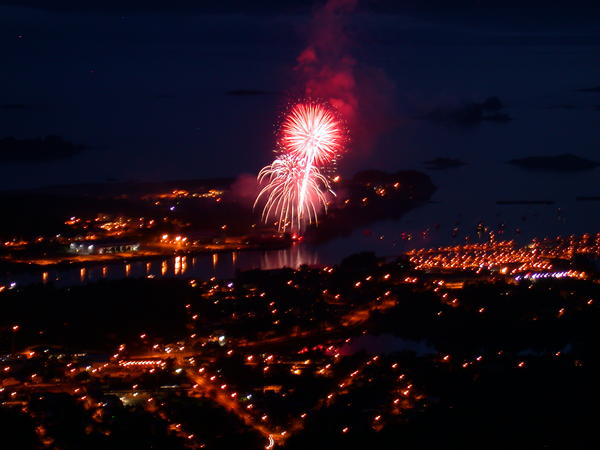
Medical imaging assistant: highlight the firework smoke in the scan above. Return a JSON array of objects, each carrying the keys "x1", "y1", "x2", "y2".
[
  {"x1": 296, "y1": 0, "x2": 396, "y2": 155},
  {"x1": 256, "y1": 0, "x2": 390, "y2": 233},
  {"x1": 296, "y1": 0, "x2": 359, "y2": 124}
]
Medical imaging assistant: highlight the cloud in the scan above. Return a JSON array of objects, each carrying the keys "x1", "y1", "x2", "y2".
[
  {"x1": 418, "y1": 97, "x2": 511, "y2": 127},
  {"x1": 1, "y1": 103, "x2": 29, "y2": 109},
  {"x1": 577, "y1": 85, "x2": 600, "y2": 93},
  {"x1": 0, "y1": 135, "x2": 86, "y2": 162},
  {"x1": 225, "y1": 89, "x2": 277, "y2": 96},
  {"x1": 508, "y1": 154, "x2": 600, "y2": 172}
]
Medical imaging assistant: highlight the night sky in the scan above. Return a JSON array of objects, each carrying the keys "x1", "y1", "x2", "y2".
[{"x1": 1, "y1": 0, "x2": 599, "y2": 190}]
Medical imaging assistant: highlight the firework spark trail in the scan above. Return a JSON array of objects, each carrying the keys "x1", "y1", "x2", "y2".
[
  {"x1": 280, "y1": 103, "x2": 343, "y2": 222},
  {"x1": 297, "y1": 153, "x2": 315, "y2": 223},
  {"x1": 255, "y1": 102, "x2": 344, "y2": 233},
  {"x1": 254, "y1": 155, "x2": 333, "y2": 232}
]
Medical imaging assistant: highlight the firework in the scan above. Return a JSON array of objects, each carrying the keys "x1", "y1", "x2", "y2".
[
  {"x1": 280, "y1": 102, "x2": 344, "y2": 166},
  {"x1": 256, "y1": 101, "x2": 345, "y2": 233},
  {"x1": 254, "y1": 155, "x2": 333, "y2": 232}
]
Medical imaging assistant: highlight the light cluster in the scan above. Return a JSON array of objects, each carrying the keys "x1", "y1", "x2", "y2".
[
  {"x1": 255, "y1": 102, "x2": 346, "y2": 233},
  {"x1": 407, "y1": 234, "x2": 600, "y2": 275}
]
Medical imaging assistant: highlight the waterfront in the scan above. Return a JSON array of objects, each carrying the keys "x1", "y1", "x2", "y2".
[
  {"x1": 2, "y1": 171, "x2": 600, "y2": 289},
  {"x1": 0, "y1": 245, "x2": 318, "y2": 288}
]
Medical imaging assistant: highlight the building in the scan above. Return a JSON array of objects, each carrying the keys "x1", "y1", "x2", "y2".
[{"x1": 68, "y1": 240, "x2": 140, "y2": 255}]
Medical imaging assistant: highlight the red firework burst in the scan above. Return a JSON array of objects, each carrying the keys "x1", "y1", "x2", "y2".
[
  {"x1": 279, "y1": 102, "x2": 345, "y2": 166},
  {"x1": 256, "y1": 100, "x2": 347, "y2": 233}
]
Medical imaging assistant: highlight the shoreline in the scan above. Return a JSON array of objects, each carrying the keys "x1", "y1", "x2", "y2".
[{"x1": 0, "y1": 241, "x2": 292, "y2": 274}]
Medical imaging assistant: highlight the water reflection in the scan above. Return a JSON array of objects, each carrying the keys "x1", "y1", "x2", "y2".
[
  {"x1": 1, "y1": 244, "x2": 326, "y2": 289},
  {"x1": 174, "y1": 256, "x2": 188, "y2": 275},
  {"x1": 260, "y1": 243, "x2": 318, "y2": 270}
]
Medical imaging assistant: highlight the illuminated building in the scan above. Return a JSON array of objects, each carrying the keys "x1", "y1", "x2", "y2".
[{"x1": 68, "y1": 240, "x2": 140, "y2": 255}]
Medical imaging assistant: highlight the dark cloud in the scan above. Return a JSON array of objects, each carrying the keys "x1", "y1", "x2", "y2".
[
  {"x1": 151, "y1": 94, "x2": 177, "y2": 100},
  {"x1": 418, "y1": 97, "x2": 511, "y2": 127},
  {"x1": 225, "y1": 89, "x2": 277, "y2": 96},
  {"x1": 424, "y1": 157, "x2": 467, "y2": 170},
  {"x1": 577, "y1": 85, "x2": 600, "y2": 93},
  {"x1": 545, "y1": 104, "x2": 577, "y2": 110},
  {"x1": 0, "y1": 136, "x2": 86, "y2": 162},
  {"x1": 508, "y1": 154, "x2": 600, "y2": 172},
  {"x1": 0, "y1": 104, "x2": 28, "y2": 109}
]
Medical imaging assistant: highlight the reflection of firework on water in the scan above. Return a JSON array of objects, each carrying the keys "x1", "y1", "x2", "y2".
[
  {"x1": 260, "y1": 243, "x2": 319, "y2": 270},
  {"x1": 254, "y1": 155, "x2": 333, "y2": 232},
  {"x1": 256, "y1": 101, "x2": 346, "y2": 233}
]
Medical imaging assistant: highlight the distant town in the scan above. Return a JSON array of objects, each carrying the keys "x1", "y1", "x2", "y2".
[
  {"x1": 0, "y1": 169, "x2": 434, "y2": 283},
  {"x1": 1, "y1": 168, "x2": 599, "y2": 448}
]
